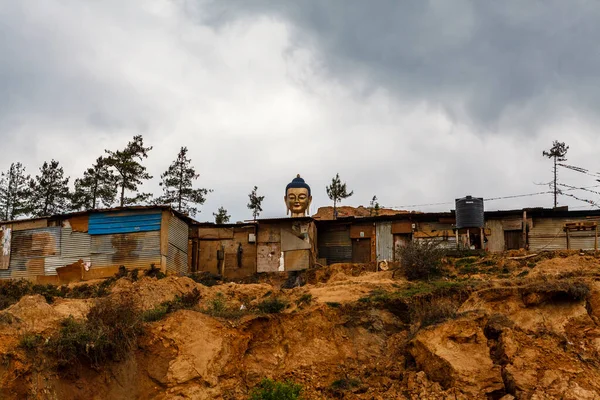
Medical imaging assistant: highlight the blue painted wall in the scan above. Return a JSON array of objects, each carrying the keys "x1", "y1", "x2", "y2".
[{"x1": 88, "y1": 212, "x2": 162, "y2": 235}]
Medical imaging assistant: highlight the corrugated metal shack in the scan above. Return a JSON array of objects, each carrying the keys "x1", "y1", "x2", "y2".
[
  {"x1": 317, "y1": 208, "x2": 600, "y2": 261},
  {"x1": 316, "y1": 213, "x2": 458, "y2": 264},
  {"x1": 190, "y1": 217, "x2": 317, "y2": 278},
  {"x1": 485, "y1": 208, "x2": 600, "y2": 252},
  {"x1": 188, "y1": 222, "x2": 257, "y2": 279},
  {"x1": 0, "y1": 206, "x2": 192, "y2": 282}
]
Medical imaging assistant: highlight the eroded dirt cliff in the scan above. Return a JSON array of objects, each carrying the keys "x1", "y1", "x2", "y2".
[{"x1": 1, "y1": 253, "x2": 600, "y2": 399}]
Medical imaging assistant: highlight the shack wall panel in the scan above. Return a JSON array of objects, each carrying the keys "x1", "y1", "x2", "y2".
[
  {"x1": 281, "y1": 229, "x2": 311, "y2": 251},
  {"x1": 67, "y1": 215, "x2": 89, "y2": 232},
  {"x1": 485, "y1": 219, "x2": 505, "y2": 252},
  {"x1": 284, "y1": 249, "x2": 309, "y2": 271},
  {"x1": 167, "y1": 243, "x2": 187, "y2": 275},
  {"x1": 168, "y1": 215, "x2": 188, "y2": 252},
  {"x1": 376, "y1": 222, "x2": 394, "y2": 262},
  {"x1": 88, "y1": 212, "x2": 162, "y2": 235},
  {"x1": 198, "y1": 240, "x2": 221, "y2": 274},
  {"x1": 257, "y1": 225, "x2": 281, "y2": 243},
  {"x1": 318, "y1": 227, "x2": 351, "y2": 264},
  {"x1": 393, "y1": 234, "x2": 411, "y2": 261},
  {"x1": 12, "y1": 219, "x2": 47, "y2": 231},
  {"x1": 0, "y1": 224, "x2": 11, "y2": 270},
  {"x1": 11, "y1": 227, "x2": 61, "y2": 259},
  {"x1": 391, "y1": 221, "x2": 413, "y2": 234},
  {"x1": 350, "y1": 224, "x2": 373, "y2": 239},
  {"x1": 61, "y1": 228, "x2": 91, "y2": 259},
  {"x1": 257, "y1": 243, "x2": 281, "y2": 272},
  {"x1": 529, "y1": 218, "x2": 568, "y2": 251},
  {"x1": 91, "y1": 231, "x2": 161, "y2": 270},
  {"x1": 44, "y1": 257, "x2": 91, "y2": 276},
  {"x1": 197, "y1": 228, "x2": 234, "y2": 240}
]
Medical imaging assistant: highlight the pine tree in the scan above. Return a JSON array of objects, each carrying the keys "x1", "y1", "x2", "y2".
[
  {"x1": 157, "y1": 147, "x2": 211, "y2": 216},
  {"x1": 247, "y1": 186, "x2": 264, "y2": 221},
  {"x1": 26, "y1": 160, "x2": 70, "y2": 217},
  {"x1": 369, "y1": 195, "x2": 381, "y2": 216},
  {"x1": 326, "y1": 173, "x2": 353, "y2": 219},
  {"x1": 105, "y1": 135, "x2": 153, "y2": 207},
  {"x1": 0, "y1": 162, "x2": 30, "y2": 221},
  {"x1": 542, "y1": 140, "x2": 569, "y2": 208},
  {"x1": 213, "y1": 206, "x2": 231, "y2": 224},
  {"x1": 71, "y1": 156, "x2": 117, "y2": 211}
]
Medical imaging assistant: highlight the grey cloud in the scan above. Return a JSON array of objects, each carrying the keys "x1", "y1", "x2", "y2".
[{"x1": 202, "y1": 0, "x2": 600, "y2": 130}]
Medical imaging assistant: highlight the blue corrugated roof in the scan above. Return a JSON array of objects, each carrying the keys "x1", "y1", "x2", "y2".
[{"x1": 88, "y1": 212, "x2": 162, "y2": 235}]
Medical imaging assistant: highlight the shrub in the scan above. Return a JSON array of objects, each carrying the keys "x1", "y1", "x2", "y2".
[
  {"x1": 188, "y1": 272, "x2": 223, "y2": 287},
  {"x1": 142, "y1": 288, "x2": 202, "y2": 322},
  {"x1": 145, "y1": 264, "x2": 166, "y2": 280},
  {"x1": 141, "y1": 304, "x2": 169, "y2": 322},
  {"x1": 397, "y1": 240, "x2": 445, "y2": 281},
  {"x1": 330, "y1": 377, "x2": 361, "y2": 391},
  {"x1": 257, "y1": 298, "x2": 288, "y2": 314},
  {"x1": 201, "y1": 293, "x2": 247, "y2": 319},
  {"x1": 325, "y1": 302, "x2": 341, "y2": 308},
  {"x1": 19, "y1": 332, "x2": 44, "y2": 351},
  {"x1": 295, "y1": 294, "x2": 312, "y2": 307},
  {"x1": 48, "y1": 294, "x2": 143, "y2": 369},
  {"x1": 249, "y1": 378, "x2": 303, "y2": 400},
  {"x1": 410, "y1": 298, "x2": 458, "y2": 328}
]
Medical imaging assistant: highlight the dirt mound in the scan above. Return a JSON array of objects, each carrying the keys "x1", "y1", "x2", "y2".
[{"x1": 3, "y1": 252, "x2": 600, "y2": 398}]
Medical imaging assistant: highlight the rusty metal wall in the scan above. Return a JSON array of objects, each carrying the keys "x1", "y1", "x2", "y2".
[
  {"x1": 376, "y1": 222, "x2": 394, "y2": 262},
  {"x1": 167, "y1": 215, "x2": 188, "y2": 274},
  {"x1": 43, "y1": 227, "x2": 92, "y2": 276},
  {"x1": 317, "y1": 226, "x2": 351, "y2": 264},
  {"x1": 91, "y1": 231, "x2": 161, "y2": 270},
  {"x1": 167, "y1": 243, "x2": 187, "y2": 275},
  {"x1": 6, "y1": 227, "x2": 61, "y2": 279}
]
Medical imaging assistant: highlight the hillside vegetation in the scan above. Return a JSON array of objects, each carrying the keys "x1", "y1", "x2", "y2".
[{"x1": 1, "y1": 251, "x2": 600, "y2": 399}]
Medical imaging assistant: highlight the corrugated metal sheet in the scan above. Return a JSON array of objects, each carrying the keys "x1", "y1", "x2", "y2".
[
  {"x1": 61, "y1": 227, "x2": 91, "y2": 258},
  {"x1": 44, "y1": 256, "x2": 91, "y2": 276},
  {"x1": 7, "y1": 227, "x2": 60, "y2": 279},
  {"x1": 34, "y1": 227, "x2": 93, "y2": 276},
  {"x1": 529, "y1": 218, "x2": 567, "y2": 251},
  {"x1": 167, "y1": 243, "x2": 187, "y2": 275},
  {"x1": 91, "y1": 231, "x2": 161, "y2": 269},
  {"x1": 88, "y1": 212, "x2": 162, "y2": 235},
  {"x1": 415, "y1": 236, "x2": 457, "y2": 250},
  {"x1": 376, "y1": 222, "x2": 394, "y2": 262},
  {"x1": 10, "y1": 227, "x2": 61, "y2": 259},
  {"x1": 168, "y1": 215, "x2": 188, "y2": 252},
  {"x1": 317, "y1": 228, "x2": 351, "y2": 263},
  {"x1": 167, "y1": 215, "x2": 189, "y2": 274}
]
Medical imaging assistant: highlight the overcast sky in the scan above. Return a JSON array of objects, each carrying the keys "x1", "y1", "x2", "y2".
[{"x1": 2, "y1": 1, "x2": 600, "y2": 222}]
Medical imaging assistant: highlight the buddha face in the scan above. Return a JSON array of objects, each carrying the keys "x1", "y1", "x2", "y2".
[{"x1": 285, "y1": 188, "x2": 312, "y2": 217}]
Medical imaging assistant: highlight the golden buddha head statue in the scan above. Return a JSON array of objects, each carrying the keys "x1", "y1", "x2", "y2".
[{"x1": 285, "y1": 174, "x2": 312, "y2": 217}]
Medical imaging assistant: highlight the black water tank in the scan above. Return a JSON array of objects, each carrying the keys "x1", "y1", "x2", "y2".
[{"x1": 455, "y1": 196, "x2": 484, "y2": 229}]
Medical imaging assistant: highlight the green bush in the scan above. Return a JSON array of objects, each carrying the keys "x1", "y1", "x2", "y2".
[
  {"x1": 141, "y1": 288, "x2": 201, "y2": 322},
  {"x1": 257, "y1": 298, "x2": 288, "y2": 314},
  {"x1": 295, "y1": 294, "x2": 312, "y2": 307},
  {"x1": 145, "y1": 264, "x2": 166, "y2": 280},
  {"x1": 48, "y1": 294, "x2": 143, "y2": 369},
  {"x1": 249, "y1": 378, "x2": 303, "y2": 400},
  {"x1": 188, "y1": 272, "x2": 223, "y2": 287},
  {"x1": 397, "y1": 240, "x2": 445, "y2": 281},
  {"x1": 325, "y1": 302, "x2": 341, "y2": 308},
  {"x1": 201, "y1": 293, "x2": 247, "y2": 319},
  {"x1": 141, "y1": 304, "x2": 170, "y2": 322},
  {"x1": 19, "y1": 332, "x2": 44, "y2": 351}
]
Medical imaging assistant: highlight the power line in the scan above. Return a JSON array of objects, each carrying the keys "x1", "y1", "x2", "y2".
[
  {"x1": 389, "y1": 185, "x2": 600, "y2": 209},
  {"x1": 558, "y1": 163, "x2": 600, "y2": 179}
]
